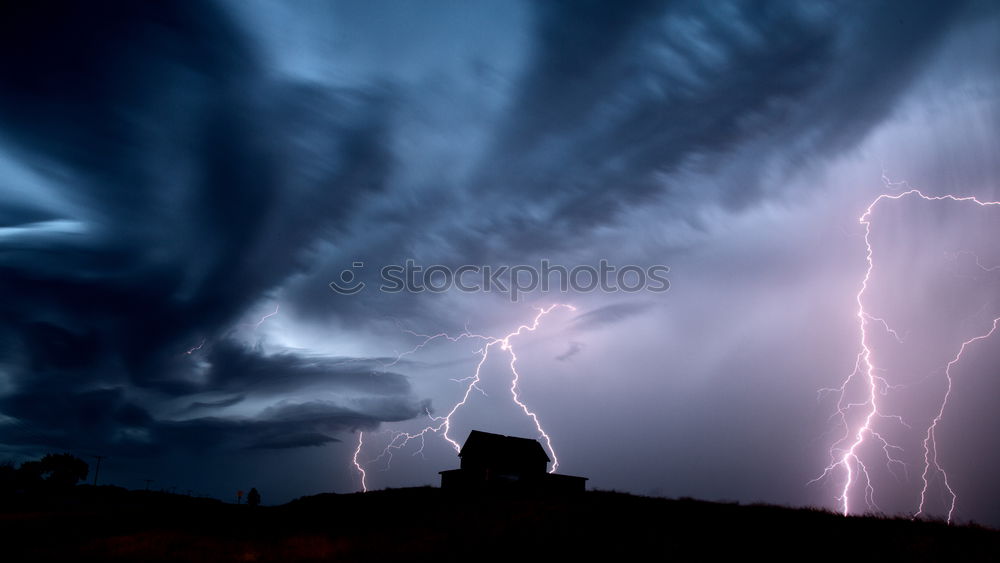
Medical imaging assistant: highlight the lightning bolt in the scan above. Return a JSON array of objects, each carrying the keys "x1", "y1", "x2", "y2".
[
  {"x1": 353, "y1": 431, "x2": 367, "y2": 493},
  {"x1": 182, "y1": 303, "x2": 280, "y2": 356},
  {"x1": 814, "y1": 183, "x2": 1000, "y2": 522},
  {"x1": 354, "y1": 304, "x2": 575, "y2": 491},
  {"x1": 950, "y1": 249, "x2": 1000, "y2": 276},
  {"x1": 185, "y1": 338, "x2": 206, "y2": 355},
  {"x1": 250, "y1": 304, "x2": 280, "y2": 330}
]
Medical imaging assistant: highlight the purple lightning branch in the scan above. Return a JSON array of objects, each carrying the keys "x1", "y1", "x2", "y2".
[
  {"x1": 915, "y1": 316, "x2": 1000, "y2": 522},
  {"x1": 814, "y1": 185, "x2": 1000, "y2": 523},
  {"x1": 352, "y1": 304, "x2": 575, "y2": 492}
]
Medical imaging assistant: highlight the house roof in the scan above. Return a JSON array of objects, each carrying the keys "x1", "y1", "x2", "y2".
[{"x1": 458, "y1": 430, "x2": 551, "y2": 463}]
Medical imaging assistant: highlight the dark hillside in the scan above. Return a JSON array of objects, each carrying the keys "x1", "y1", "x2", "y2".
[{"x1": 2, "y1": 486, "x2": 998, "y2": 561}]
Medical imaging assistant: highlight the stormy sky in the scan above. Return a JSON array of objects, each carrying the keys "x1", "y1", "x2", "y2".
[{"x1": 2, "y1": 0, "x2": 999, "y2": 523}]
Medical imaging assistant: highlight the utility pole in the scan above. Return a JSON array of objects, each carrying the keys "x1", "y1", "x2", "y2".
[
  {"x1": 92, "y1": 455, "x2": 105, "y2": 486},
  {"x1": 144, "y1": 479, "x2": 153, "y2": 490}
]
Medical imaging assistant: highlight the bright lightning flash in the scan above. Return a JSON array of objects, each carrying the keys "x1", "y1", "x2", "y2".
[
  {"x1": 814, "y1": 185, "x2": 1000, "y2": 523},
  {"x1": 352, "y1": 304, "x2": 575, "y2": 492}
]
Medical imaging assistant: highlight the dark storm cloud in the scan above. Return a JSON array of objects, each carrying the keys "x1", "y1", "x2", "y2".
[
  {"x1": 0, "y1": 388, "x2": 151, "y2": 453},
  {"x1": 440, "y1": 0, "x2": 971, "y2": 259},
  {"x1": 200, "y1": 342, "x2": 414, "y2": 397},
  {"x1": 161, "y1": 399, "x2": 422, "y2": 452},
  {"x1": 185, "y1": 395, "x2": 247, "y2": 412},
  {"x1": 555, "y1": 341, "x2": 584, "y2": 362},
  {"x1": 246, "y1": 433, "x2": 338, "y2": 451},
  {"x1": 572, "y1": 302, "x2": 653, "y2": 331},
  {"x1": 284, "y1": 0, "x2": 972, "y2": 330},
  {"x1": 0, "y1": 340, "x2": 428, "y2": 455},
  {"x1": 0, "y1": 0, "x2": 389, "y2": 353},
  {"x1": 0, "y1": 1, "x2": 411, "y2": 455}
]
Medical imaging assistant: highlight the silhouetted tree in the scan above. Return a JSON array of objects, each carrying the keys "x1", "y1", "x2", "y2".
[
  {"x1": 247, "y1": 487, "x2": 261, "y2": 507},
  {"x1": 15, "y1": 460, "x2": 43, "y2": 490},
  {"x1": 0, "y1": 461, "x2": 15, "y2": 493},
  {"x1": 37, "y1": 454, "x2": 89, "y2": 488}
]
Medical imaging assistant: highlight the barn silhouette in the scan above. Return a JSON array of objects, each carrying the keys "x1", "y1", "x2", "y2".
[{"x1": 439, "y1": 430, "x2": 587, "y2": 492}]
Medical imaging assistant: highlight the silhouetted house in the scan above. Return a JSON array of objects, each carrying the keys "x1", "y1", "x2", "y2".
[{"x1": 439, "y1": 430, "x2": 587, "y2": 493}]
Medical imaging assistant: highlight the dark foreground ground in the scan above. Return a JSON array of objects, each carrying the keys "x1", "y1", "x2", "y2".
[{"x1": 2, "y1": 486, "x2": 999, "y2": 562}]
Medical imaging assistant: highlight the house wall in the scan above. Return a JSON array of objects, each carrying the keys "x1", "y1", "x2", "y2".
[{"x1": 460, "y1": 456, "x2": 547, "y2": 475}]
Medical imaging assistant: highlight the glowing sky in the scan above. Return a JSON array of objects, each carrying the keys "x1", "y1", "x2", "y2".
[{"x1": 1, "y1": 0, "x2": 999, "y2": 523}]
